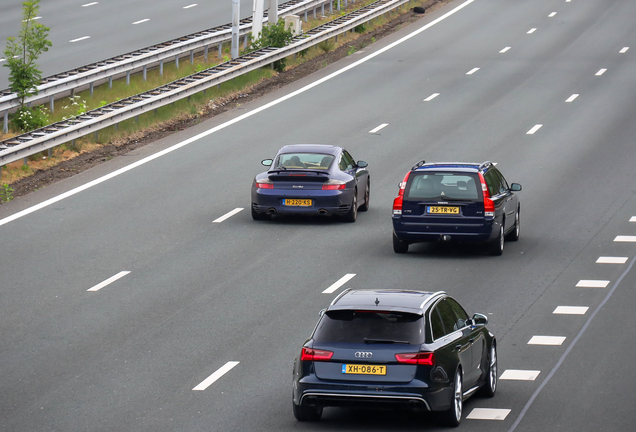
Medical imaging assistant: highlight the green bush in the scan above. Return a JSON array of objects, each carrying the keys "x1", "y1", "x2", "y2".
[
  {"x1": 11, "y1": 106, "x2": 49, "y2": 132},
  {"x1": 0, "y1": 183, "x2": 14, "y2": 203},
  {"x1": 318, "y1": 39, "x2": 335, "y2": 53},
  {"x1": 250, "y1": 19, "x2": 294, "y2": 72},
  {"x1": 354, "y1": 24, "x2": 367, "y2": 33}
]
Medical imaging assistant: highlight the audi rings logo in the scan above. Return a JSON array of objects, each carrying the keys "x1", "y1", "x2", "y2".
[{"x1": 354, "y1": 351, "x2": 373, "y2": 359}]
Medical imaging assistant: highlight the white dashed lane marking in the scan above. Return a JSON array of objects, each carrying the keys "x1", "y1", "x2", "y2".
[
  {"x1": 467, "y1": 408, "x2": 511, "y2": 420},
  {"x1": 576, "y1": 279, "x2": 609, "y2": 288},
  {"x1": 423, "y1": 93, "x2": 440, "y2": 101},
  {"x1": 323, "y1": 274, "x2": 356, "y2": 294},
  {"x1": 630, "y1": 216, "x2": 636, "y2": 222},
  {"x1": 500, "y1": 370, "x2": 540, "y2": 380},
  {"x1": 132, "y1": 19, "x2": 150, "y2": 25},
  {"x1": 596, "y1": 256, "x2": 628, "y2": 264},
  {"x1": 466, "y1": 67, "x2": 480, "y2": 75},
  {"x1": 70, "y1": 36, "x2": 90, "y2": 43},
  {"x1": 527, "y1": 28, "x2": 537, "y2": 34},
  {"x1": 595, "y1": 68, "x2": 607, "y2": 76},
  {"x1": 553, "y1": 306, "x2": 589, "y2": 315},
  {"x1": 548, "y1": 12, "x2": 557, "y2": 17},
  {"x1": 615, "y1": 235, "x2": 636, "y2": 242},
  {"x1": 81, "y1": 2, "x2": 98, "y2": 6},
  {"x1": 565, "y1": 94, "x2": 579, "y2": 102},
  {"x1": 528, "y1": 336, "x2": 566, "y2": 345},
  {"x1": 183, "y1": 4, "x2": 198, "y2": 8},
  {"x1": 526, "y1": 124, "x2": 542, "y2": 134},
  {"x1": 499, "y1": 47, "x2": 511, "y2": 53},
  {"x1": 87, "y1": 271, "x2": 130, "y2": 292},
  {"x1": 620, "y1": 47, "x2": 629, "y2": 53},
  {"x1": 213, "y1": 207, "x2": 244, "y2": 223},
  {"x1": 193, "y1": 361, "x2": 239, "y2": 391},
  {"x1": 368, "y1": 123, "x2": 388, "y2": 134}
]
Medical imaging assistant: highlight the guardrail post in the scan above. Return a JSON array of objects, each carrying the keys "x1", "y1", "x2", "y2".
[
  {"x1": 204, "y1": 46, "x2": 209, "y2": 62},
  {"x1": 160, "y1": 60, "x2": 164, "y2": 76},
  {"x1": 244, "y1": 34, "x2": 248, "y2": 50},
  {"x1": 143, "y1": 65, "x2": 147, "y2": 81},
  {"x1": 126, "y1": 71, "x2": 131, "y2": 85},
  {"x1": 337, "y1": 0, "x2": 340, "y2": 11},
  {"x1": 190, "y1": 50, "x2": 194, "y2": 64},
  {"x1": 90, "y1": 82, "x2": 94, "y2": 97},
  {"x1": 344, "y1": 0, "x2": 348, "y2": 7},
  {"x1": 330, "y1": 0, "x2": 333, "y2": 14},
  {"x1": 175, "y1": 55, "x2": 180, "y2": 69},
  {"x1": 304, "y1": 10, "x2": 308, "y2": 22},
  {"x1": 93, "y1": 131, "x2": 98, "y2": 142},
  {"x1": 23, "y1": 157, "x2": 28, "y2": 165},
  {"x1": 321, "y1": 3, "x2": 324, "y2": 16},
  {"x1": 48, "y1": 148, "x2": 52, "y2": 158},
  {"x1": 218, "y1": 42, "x2": 223, "y2": 59},
  {"x1": 2, "y1": 111, "x2": 7, "y2": 134},
  {"x1": 313, "y1": 6, "x2": 316, "y2": 18},
  {"x1": 49, "y1": 95, "x2": 54, "y2": 113},
  {"x1": 109, "y1": 76, "x2": 113, "y2": 89}
]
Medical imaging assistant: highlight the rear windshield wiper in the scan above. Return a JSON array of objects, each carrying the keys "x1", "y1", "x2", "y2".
[{"x1": 364, "y1": 338, "x2": 410, "y2": 344}]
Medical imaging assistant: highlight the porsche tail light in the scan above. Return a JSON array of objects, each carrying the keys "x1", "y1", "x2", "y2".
[
  {"x1": 301, "y1": 347, "x2": 334, "y2": 361},
  {"x1": 478, "y1": 173, "x2": 495, "y2": 217},
  {"x1": 395, "y1": 352, "x2": 435, "y2": 365},
  {"x1": 392, "y1": 171, "x2": 411, "y2": 215},
  {"x1": 256, "y1": 178, "x2": 274, "y2": 189},
  {"x1": 322, "y1": 179, "x2": 346, "y2": 190}
]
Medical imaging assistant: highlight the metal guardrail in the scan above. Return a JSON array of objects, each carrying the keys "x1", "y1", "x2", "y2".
[
  {"x1": 0, "y1": 0, "x2": 339, "y2": 119},
  {"x1": 0, "y1": 0, "x2": 410, "y2": 167}
]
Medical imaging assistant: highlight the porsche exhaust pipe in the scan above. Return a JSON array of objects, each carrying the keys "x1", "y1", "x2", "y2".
[
  {"x1": 318, "y1": 209, "x2": 328, "y2": 215},
  {"x1": 266, "y1": 208, "x2": 277, "y2": 215}
]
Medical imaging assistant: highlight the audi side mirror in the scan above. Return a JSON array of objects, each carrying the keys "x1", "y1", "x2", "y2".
[
  {"x1": 262, "y1": 159, "x2": 273, "y2": 167},
  {"x1": 510, "y1": 183, "x2": 522, "y2": 191},
  {"x1": 471, "y1": 313, "x2": 488, "y2": 326}
]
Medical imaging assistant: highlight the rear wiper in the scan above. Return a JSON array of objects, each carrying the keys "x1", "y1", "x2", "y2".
[{"x1": 364, "y1": 338, "x2": 410, "y2": 344}]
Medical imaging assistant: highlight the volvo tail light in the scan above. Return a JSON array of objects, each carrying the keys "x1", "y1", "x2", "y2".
[
  {"x1": 395, "y1": 352, "x2": 435, "y2": 365},
  {"x1": 478, "y1": 173, "x2": 495, "y2": 217},
  {"x1": 392, "y1": 172, "x2": 411, "y2": 215},
  {"x1": 301, "y1": 347, "x2": 333, "y2": 361},
  {"x1": 322, "y1": 179, "x2": 346, "y2": 190},
  {"x1": 256, "y1": 178, "x2": 274, "y2": 189}
]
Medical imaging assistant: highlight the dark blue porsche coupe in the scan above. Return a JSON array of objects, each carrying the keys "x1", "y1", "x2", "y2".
[{"x1": 251, "y1": 144, "x2": 370, "y2": 222}]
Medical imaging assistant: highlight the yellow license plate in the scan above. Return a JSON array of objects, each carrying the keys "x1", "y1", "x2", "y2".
[
  {"x1": 342, "y1": 364, "x2": 387, "y2": 375},
  {"x1": 427, "y1": 206, "x2": 459, "y2": 214},
  {"x1": 283, "y1": 199, "x2": 312, "y2": 206}
]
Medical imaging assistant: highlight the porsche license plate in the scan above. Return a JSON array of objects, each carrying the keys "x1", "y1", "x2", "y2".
[
  {"x1": 283, "y1": 199, "x2": 312, "y2": 206},
  {"x1": 427, "y1": 206, "x2": 459, "y2": 214},
  {"x1": 342, "y1": 364, "x2": 387, "y2": 375}
]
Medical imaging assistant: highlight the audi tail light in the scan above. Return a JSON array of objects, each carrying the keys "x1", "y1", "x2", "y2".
[
  {"x1": 392, "y1": 171, "x2": 411, "y2": 215},
  {"x1": 478, "y1": 173, "x2": 495, "y2": 217},
  {"x1": 301, "y1": 347, "x2": 334, "y2": 361},
  {"x1": 322, "y1": 179, "x2": 346, "y2": 190},
  {"x1": 255, "y1": 178, "x2": 274, "y2": 189},
  {"x1": 395, "y1": 352, "x2": 435, "y2": 365}
]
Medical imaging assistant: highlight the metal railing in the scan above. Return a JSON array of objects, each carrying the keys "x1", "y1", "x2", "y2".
[{"x1": 0, "y1": 0, "x2": 410, "y2": 168}]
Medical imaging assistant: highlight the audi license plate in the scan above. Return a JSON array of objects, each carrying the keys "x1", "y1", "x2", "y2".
[
  {"x1": 427, "y1": 206, "x2": 459, "y2": 214},
  {"x1": 342, "y1": 364, "x2": 387, "y2": 375},
  {"x1": 283, "y1": 199, "x2": 312, "y2": 207}
]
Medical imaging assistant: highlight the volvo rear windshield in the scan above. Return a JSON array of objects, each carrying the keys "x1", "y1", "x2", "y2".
[
  {"x1": 405, "y1": 172, "x2": 481, "y2": 201},
  {"x1": 313, "y1": 310, "x2": 423, "y2": 344}
]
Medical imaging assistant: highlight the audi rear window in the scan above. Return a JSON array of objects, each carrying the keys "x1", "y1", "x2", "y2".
[
  {"x1": 406, "y1": 173, "x2": 481, "y2": 200},
  {"x1": 313, "y1": 310, "x2": 423, "y2": 344}
]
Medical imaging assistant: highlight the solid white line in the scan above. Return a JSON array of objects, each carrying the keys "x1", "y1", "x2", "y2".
[
  {"x1": 526, "y1": 124, "x2": 542, "y2": 134},
  {"x1": 423, "y1": 93, "x2": 440, "y2": 102},
  {"x1": 565, "y1": 94, "x2": 579, "y2": 102},
  {"x1": 467, "y1": 408, "x2": 511, "y2": 420},
  {"x1": 87, "y1": 271, "x2": 130, "y2": 292},
  {"x1": 595, "y1": 68, "x2": 607, "y2": 76},
  {"x1": 528, "y1": 336, "x2": 566, "y2": 345},
  {"x1": 527, "y1": 28, "x2": 537, "y2": 34},
  {"x1": 0, "y1": 0, "x2": 476, "y2": 229},
  {"x1": 499, "y1": 47, "x2": 511, "y2": 53},
  {"x1": 70, "y1": 36, "x2": 91, "y2": 43},
  {"x1": 193, "y1": 361, "x2": 239, "y2": 391},
  {"x1": 183, "y1": 4, "x2": 198, "y2": 8},
  {"x1": 553, "y1": 306, "x2": 589, "y2": 315},
  {"x1": 615, "y1": 235, "x2": 636, "y2": 242},
  {"x1": 132, "y1": 19, "x2": 150, "y2": 25},
  {"x1": 82, "y1": 2, "x2": 98, "y2": 6},
  {"x1": 500, "y1": 370, "x2": 540, "y2": 380},
  {"x1": 323, "y1": 273, "x2": 356, "y2": 294},
  {"x1": 213, "y1": 207, "x2": 244, "y2": 223},
  {"x1": 576, "y1": 280, "x2": 609, "y2": 288},
  {"x1": 369, "y1": 123, "x2": 388, "y2": 134},
  {"x1": 548, "y1": 12, "x2": 557, "y2": 17},
  {"x1": 596, "y1": 256, "x2": 628, "y2": 264},
  {"x1": 466, "y1": 67, "x2": 480, "y2": 75},
  {"x1": 620, "y1": 47, "x2": 629, "y2": 54}
]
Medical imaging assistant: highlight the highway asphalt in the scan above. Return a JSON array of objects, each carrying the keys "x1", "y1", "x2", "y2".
[
  {"x1": 0, "y1": 0, "x2": 283, "y2": 89},
  {"x1": 1, "y1": 0, "x2": 635, "y2": 430}
]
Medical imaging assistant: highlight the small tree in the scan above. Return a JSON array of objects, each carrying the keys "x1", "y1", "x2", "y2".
[
  {"x1": 3, "y1": 0, "x2": 52, "y2": 108},
  {"x1": 250, "y1": 19, "x2": 294, "y2": 72}
]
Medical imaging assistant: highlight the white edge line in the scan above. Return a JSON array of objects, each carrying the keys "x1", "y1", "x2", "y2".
[
  {"x1": 0, "y1": 0, "x2": 476, "y2": 228},
  {"x1": 323, "y1": 273, "x2": 356, "y2": 294},
  {"x1": 213, "y1": 207, "x2": 244, "y2": 223},
  {"x1": 87, "y1": 271, "x2": 131, "y2": 292},
  {"x1": 369, "y1": 123, "x2": 388, "y2": 134},
  {"x1": 193, "y1": 361, "x2": 239, "y2": 391}
]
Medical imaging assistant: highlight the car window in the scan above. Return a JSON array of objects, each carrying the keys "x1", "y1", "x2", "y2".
[
  {"x1": 405, "y1": 173, "x2": 480, "y2": 200},
  {"x1": 447, "y1": 298, "x2": 469, "y2": 329},
  {"x1": 313, "y1": 310, "x2": 423, "y2": 344},
  {"x1": 430, "y1": 308, "x2": 445, "y2": 340},
  {"x1": 494, "y1": 168, "x2": 509, "y2": 193},
  {"x1": 484, "y1": 170, "x2": 500, "y2": 197},
  {"x1": 276, "y1": 153, "x2": 334, "y2": 170},
  {"x1": 436, "y1": 299, "x2": 461, "y2": 334},
  {"x1": 339, "y1": 151, "x2": 355, "y2": 171}
]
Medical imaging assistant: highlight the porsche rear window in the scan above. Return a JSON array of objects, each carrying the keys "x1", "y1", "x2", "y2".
[
  {"x1": 276, "y1": 153, "x2": 334, "y2": 170},
  {"x1": 406, "y1": 173, "x2": 480, "y2": 200},
  {"x1": 313, "y1": 310, "x2": 423, "y2": 344}
]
